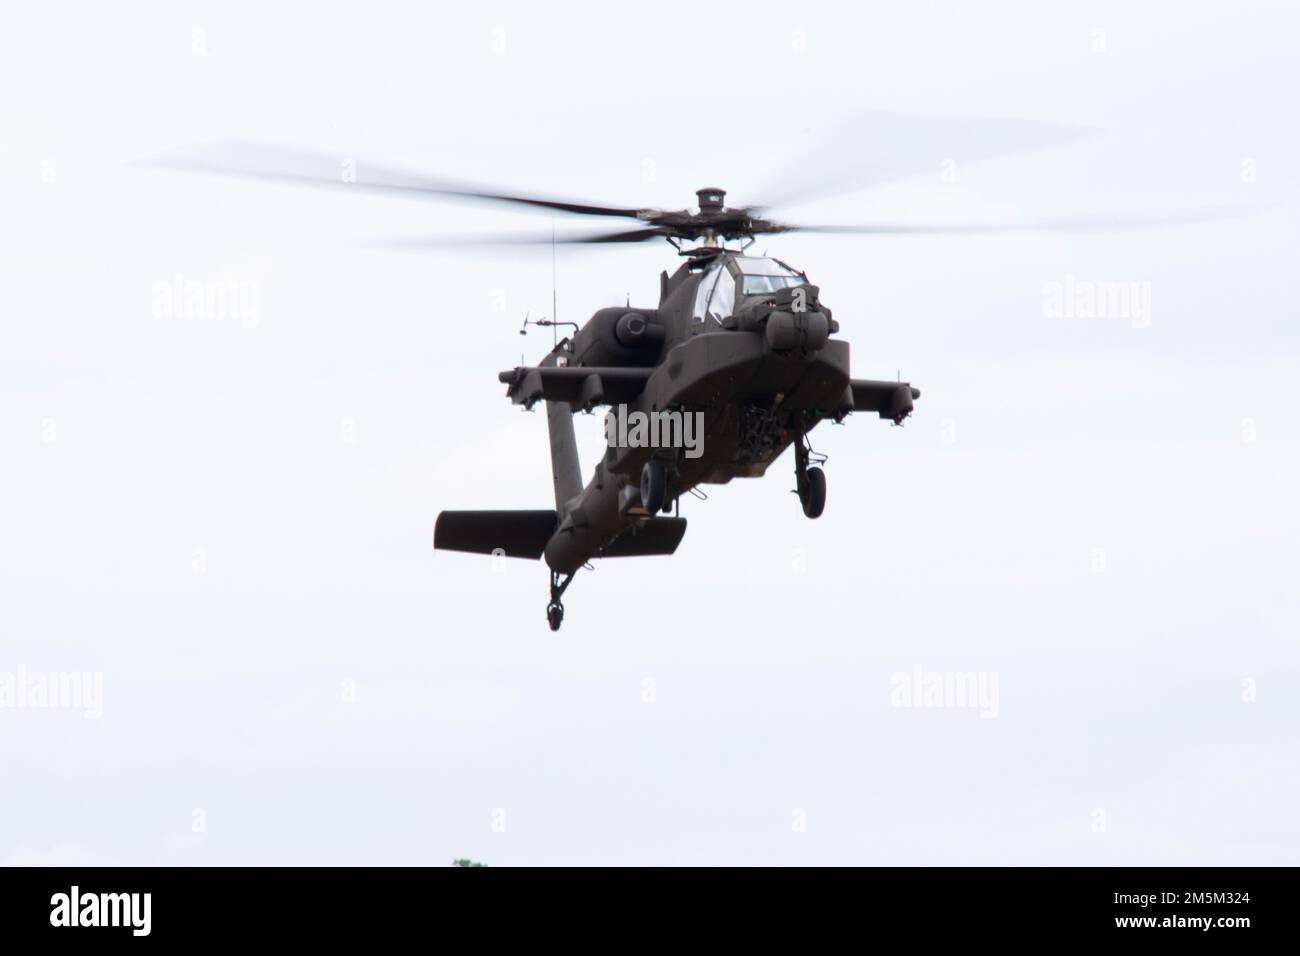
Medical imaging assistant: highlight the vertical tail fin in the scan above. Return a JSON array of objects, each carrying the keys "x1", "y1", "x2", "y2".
[
  {"x1": 546, "y1": 400, "x2": 582, "y2": 512},
  {"x1": 541, "y1": 347, "x2": 582, "y2": 513}
]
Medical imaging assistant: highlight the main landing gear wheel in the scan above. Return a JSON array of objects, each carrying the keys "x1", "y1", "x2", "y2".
[
  {"x1": 799, "y1": 466, "x2": 826, "y2": 519},
  {"x1": 546, "y1": 570, "x2": 573, "y2": 632},
  {"x1": 640, "y1": 459, "x2": 666, "y2": 513},
  {"x1": 793, "y1": 433, "x2": 827, "y2": 519}
]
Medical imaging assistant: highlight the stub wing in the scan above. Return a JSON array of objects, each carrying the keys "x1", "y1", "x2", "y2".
[
  {"x1": 498, "y1": 365, "x2": 654, "y2": 410},
  {"x1": 848, "y1": 379, "x2": 921, "y2": 423}
]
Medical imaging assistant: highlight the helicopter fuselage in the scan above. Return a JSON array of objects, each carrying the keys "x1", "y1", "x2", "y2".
[{"x1": 496, "y1": 250, "x2": 916, "y2": 575}]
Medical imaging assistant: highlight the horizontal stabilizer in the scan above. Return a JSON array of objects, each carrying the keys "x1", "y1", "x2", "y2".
[
  {"x1": 597, "y1": 517, "x2": 687, "y2": 558},
  {"x1": 434, "y1": 510, "x2": 557, "y2": 559}
]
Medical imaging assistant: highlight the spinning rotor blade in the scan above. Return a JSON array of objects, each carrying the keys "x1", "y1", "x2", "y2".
[
  {"x1": 369, "y1": 226, "x2": 670, "y2": 250},
  {"x1": 141, "y1": 129, "x2": 1254, "y2": 251},
  {"x1": 138, "y1": 141, "x2": 648, "y2": 220},
  {"x1": 753, "y1": 112, "x2": 1092, "y2": 212},
  {"x1": 777, "y1": 207, "x2": 1254, "y2": 237}
]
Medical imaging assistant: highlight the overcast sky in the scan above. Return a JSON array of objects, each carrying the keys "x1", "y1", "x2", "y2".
[{"x1": 2, "y1": 0, "x2": 1298, "y2": 865}]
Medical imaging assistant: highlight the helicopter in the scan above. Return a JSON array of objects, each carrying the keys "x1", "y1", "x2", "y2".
[
  {"x1": 439, "y1": 187, "x2": 924, "y2": 633},
  {"x1": 145, "y1": 129, "x2": 1237, "y2": 630}
]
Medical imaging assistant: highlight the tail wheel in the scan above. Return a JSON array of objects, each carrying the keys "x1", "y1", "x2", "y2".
[
  {"x1": 640, "y1": 460, "x2": 666, "y2": 513},
  {"x1": 800, "y1": 466, "x2": 826, "y2": 519}
]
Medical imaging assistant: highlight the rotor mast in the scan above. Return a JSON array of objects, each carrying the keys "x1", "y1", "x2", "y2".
[{"x1": 696, "y1": 187, "x2": 725, "y2": 248}]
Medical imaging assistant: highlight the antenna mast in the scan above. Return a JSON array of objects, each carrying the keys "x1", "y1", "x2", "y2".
[{"x1": 551, "y1": 220, "x2": 558, "y2": 348}]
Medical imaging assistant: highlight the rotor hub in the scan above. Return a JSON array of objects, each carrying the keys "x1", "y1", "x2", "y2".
[{"x1": 695, "y1": 187, "x2": 726, "y2": 213}]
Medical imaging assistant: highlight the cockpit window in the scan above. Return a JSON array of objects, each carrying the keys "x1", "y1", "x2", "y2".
[
  {"x1": 692, "y1": 256, "x2": 807, "y2": 323},
  {"x1": 735, "y1": 257, "x2": 805, "y2": 296},
  {"x1": 692, "y1": 261, "x2": 736, "y2": 322},
  {"x1": 741, "y1": 274, "x2": 806, "y2": 295},
  {"x1": 737, "y1": 257, "x2": 799, "y2": 277}
]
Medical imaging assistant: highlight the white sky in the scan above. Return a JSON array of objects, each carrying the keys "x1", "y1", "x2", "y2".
[{"x1": 1, "y1": 0, "x2": 1297, "y2": 865}]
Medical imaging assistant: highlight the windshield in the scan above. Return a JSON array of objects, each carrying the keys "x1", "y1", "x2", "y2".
[
  {"x1": 692, "y1": 261, "x2": 736, "y2": 322},
  {"x1": 741, "y1": 274, "x2": 806, "y2": 294},
  {"x1": 735, "y1": 257, "x2": 806, "y2": 296}
]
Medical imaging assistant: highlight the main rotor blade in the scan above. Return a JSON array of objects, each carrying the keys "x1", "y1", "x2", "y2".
[
  {"x1": 368, "y1": 226, "x2": 670, "y2": 250},
  {"x1": 137, "y1": 141, "x2": 649, "y2": 219},
  {"x1": 781, "y1": 207, "x2": 1254, "y2": 237},
  {"x1": 753, "y1": 112, "x2": 1092, "y2": 212}
]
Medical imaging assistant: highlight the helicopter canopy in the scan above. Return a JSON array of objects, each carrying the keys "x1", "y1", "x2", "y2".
[
  {"x1": 693, "y1": 256, "x2": 807, "y2": 322},
  {"x1": 734, "y1": 256, "x2": 806, "y2": 295}
]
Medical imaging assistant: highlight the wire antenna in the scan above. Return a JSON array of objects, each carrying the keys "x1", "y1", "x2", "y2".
[{"x1": 551, "y1": 219, "x2": 558, "y2": 348}]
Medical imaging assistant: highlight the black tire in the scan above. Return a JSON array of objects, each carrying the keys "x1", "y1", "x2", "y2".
[
  {"x1": 640, "y1": 460, "x2": 666, "y2": 513},
  {"x1": 801, "y1": 466, "x2": 826, "y2": 519},
  {"x1": 547, "y1": 603, "x2": 563, "y2": 632}
]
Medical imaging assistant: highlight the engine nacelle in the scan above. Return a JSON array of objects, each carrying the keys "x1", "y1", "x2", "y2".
[{"x1": 572, "y1": 307, "x2": 665, "y2": 367}]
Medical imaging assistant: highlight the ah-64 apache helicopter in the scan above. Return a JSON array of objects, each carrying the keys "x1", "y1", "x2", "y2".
[
  {"x1": 150, "y1": 127, "x2": 1224, "y2": 630},
  {"x1": 449, "y1": 187, "x2": 929, "y2": 633},
  {"x1": 456, "y1": 187, "x2": 926, "y2": 632}
]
